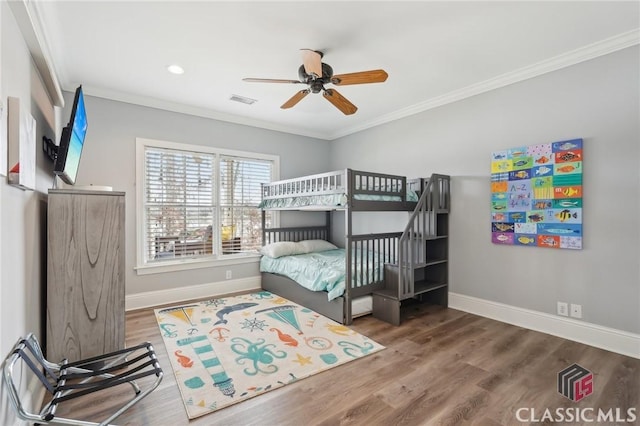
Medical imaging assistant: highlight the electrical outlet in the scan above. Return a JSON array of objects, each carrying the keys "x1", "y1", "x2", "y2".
[
  {"x1": 557, "y1": 301, "x2": 569, "y2": 316},
  {"x1": 570, "y1": 304, "x2": 582, "y2": 319},
  {"x1": 225, "y1": 270, "x2": 232, "y2": 280}
]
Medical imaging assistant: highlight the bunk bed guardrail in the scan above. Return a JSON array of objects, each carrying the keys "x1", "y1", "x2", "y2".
[
  {"x1": 261, "y1": 169, "x2": 414, "y2": 207},
  {"x1": 263, "y1": 225, "x2": 330, "y2": 244},
  {"x1": 397, "y1": 174, "x2": 451, "y2": 300},
  {"x1": 262, "y1": 170, "x2": 346, "y2": 199}
]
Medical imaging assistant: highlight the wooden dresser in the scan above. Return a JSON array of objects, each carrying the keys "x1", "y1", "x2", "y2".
[{"x1": 46, "y1": 189, "x2": 125, "y2": 362}]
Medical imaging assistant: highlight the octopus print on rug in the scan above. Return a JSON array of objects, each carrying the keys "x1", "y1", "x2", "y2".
[{"x1": 155, "y1": 291, "x2": 385, "y2": 419}]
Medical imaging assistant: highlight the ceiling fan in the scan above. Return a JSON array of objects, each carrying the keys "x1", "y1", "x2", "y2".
[{"x1": 243, "y1": 49, "x2": 388, "y2": 115}]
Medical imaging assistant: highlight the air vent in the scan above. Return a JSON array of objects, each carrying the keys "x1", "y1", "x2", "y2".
[{"x1": 229, "y1": 94, "x2": 257, "y2": 105}]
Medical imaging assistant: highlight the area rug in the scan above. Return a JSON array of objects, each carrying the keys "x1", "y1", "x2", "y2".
[{"x1": 154, "y1": 291, "x2": 384, "y2": 419}]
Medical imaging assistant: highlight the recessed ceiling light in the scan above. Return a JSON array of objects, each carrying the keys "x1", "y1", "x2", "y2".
[
  {"x1": 230, "y1": 94, "x2": 257, "y2": 105},
  {"x1": 167, "y1": 64, "x2": 184, "y2": 75}
]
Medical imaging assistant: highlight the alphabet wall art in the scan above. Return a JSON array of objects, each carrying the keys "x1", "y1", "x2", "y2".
[{"x1": 490, "y1": 139, "x2": 583, "y2": 250}]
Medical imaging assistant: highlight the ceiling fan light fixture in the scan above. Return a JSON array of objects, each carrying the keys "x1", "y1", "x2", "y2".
[
  {"x1": 243, "y1": 49, "x2": 387, "y2": 115},
  {"x1": 167, "y1": 64, "x2": 185, "y2": 75}
]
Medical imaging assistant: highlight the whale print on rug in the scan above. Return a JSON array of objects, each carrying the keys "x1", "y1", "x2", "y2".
[{"x1": 155, "y1": 291, "x2": 385, "y2": 419}]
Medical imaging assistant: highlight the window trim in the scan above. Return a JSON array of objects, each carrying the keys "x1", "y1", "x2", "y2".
[{"x1": 135, "y1": 137, "x2": 279, "y2": 274}]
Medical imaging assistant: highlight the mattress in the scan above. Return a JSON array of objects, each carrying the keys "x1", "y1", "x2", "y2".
[
  {"x1": 260, "y1": 248, "x2": 386, "y2": 301},
  {"x1": 352, "y1": 295, "x2": 373, "y2": 317},
  {"x1": 258, "y1": 189, "x2": 418, "y2": 210}
]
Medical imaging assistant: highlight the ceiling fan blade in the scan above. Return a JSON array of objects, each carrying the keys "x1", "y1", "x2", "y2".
[
  {"x1": 243, "y1": 78, "x2": 303, "y2": 84},
  {"x1": 323, "y1": 89, "x2": 357, "y2": 115},
  {"x1": 281, "y1": 89, "x2": 310, "y2": 109},
  {"x1": 331, "y1": 69, "x2": 388, "y2": 85},
  {"x1": 301, "y1": 49, "x2": 323, "y2": 78}
]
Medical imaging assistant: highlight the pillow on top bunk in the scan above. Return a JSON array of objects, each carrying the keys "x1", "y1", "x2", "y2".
[
  {"x1": 260, "y1": 241, "x2": 305, "y2": 258},
  {"x1": 299, "y1": 239, "x2": 338, "y2": 253}
]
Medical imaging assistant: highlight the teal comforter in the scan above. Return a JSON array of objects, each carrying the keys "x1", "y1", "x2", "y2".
[{"x1": 260, "y1": 249, "x2": 385, "y2": 301}]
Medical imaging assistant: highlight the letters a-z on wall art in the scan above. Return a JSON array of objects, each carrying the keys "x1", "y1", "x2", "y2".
[{"x1": 490, "y1": 139, "x2": 583, "y2": 250}]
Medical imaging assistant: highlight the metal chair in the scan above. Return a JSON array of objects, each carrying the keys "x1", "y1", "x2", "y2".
[{"x1": 2, "y1": 333, "x2": 163, "y2": 426}]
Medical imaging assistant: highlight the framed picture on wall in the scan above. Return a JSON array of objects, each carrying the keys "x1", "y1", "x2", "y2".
[
  {"x1": 7, "y1": 96, "x2": 36, "y2": 190},
  {"x1": 0, "y1": 100, "x2": 6, "y2": 177}
]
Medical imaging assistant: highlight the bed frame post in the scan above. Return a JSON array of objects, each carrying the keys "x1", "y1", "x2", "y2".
[
  {"x1": 261, "y1": 209, "x2": 266, "y2": 244},
  {"x1": 344, "y1": 169, "x2": 353, "y2": 324},
  {"x1": 326, "y1": 211, "x2": 331, "y2": 241}
]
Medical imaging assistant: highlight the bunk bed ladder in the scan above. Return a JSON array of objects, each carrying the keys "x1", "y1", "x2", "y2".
[{"x1": 372, "y1": 174, "x2": 450, "y2": 325}]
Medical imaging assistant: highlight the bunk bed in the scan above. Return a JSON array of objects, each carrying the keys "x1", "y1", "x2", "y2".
[{"x1": 259, "y1": 169, "x2": 450, "y2": 325}]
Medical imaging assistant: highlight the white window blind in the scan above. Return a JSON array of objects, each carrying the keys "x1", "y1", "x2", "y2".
[
  {"x1": 140, "y1": 141, "x2": 275, "y2": 266},
  {"x1": 144, "y1": 147, "x2": 215, "y2": 262},
  {"x1": 220, "y1": 156, "x2": 273, "y2": 253}
]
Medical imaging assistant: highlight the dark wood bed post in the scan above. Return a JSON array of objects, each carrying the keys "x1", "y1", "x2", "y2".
[
  {"x1": 344, "y1": 169, "x2": 354, "y2": 325},
  {"x1": 326, "y1": 211, "x2": 331, "y2": 241},
  {"x1": 261, "y1": 209, "x2": 266, "y2": 244}
]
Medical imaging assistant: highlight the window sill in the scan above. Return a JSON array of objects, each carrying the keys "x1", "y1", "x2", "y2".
[{"x1": 135, "y1": 253, "x2": 260, "y2": 275}]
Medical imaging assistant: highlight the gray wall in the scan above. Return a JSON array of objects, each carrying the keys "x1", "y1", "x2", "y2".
[
  {"x1": 330, "y1": 46, "x2": 640, "y2": 334},
  {"x1": 0, "y1": 2, "x2": 57, "y2": 422},
  {"x1": 69, "y1": 95, "x2": 331, "y2": 296},
  {"x1": 0, "y1": 2, "x2": 330, "y2": 417}
]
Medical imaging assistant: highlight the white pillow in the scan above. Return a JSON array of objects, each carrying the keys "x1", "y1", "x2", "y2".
[
  {"x1": 299, "y1": 239, "x2": 338, "y2": 253},
  {"x1": 260, "y1": 241, "x2": 304, "y2": 258}
]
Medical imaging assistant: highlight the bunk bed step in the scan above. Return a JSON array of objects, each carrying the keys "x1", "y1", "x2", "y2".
[
  {"x1": 414, "y1": 280, "x2": 448, "y2": 295},
  {"x1": 372, "y1": 287, "x2": 399, "y2": 300},
  {"x1": 371, "y1": 291, "x2": 401, "y2": 326},
  {"x1": 384, "y1": 262, "x2": 428, "y2": 270}
]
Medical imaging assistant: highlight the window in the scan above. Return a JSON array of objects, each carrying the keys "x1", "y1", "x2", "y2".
[{"x1": 136, "y1": 138, "x2": 277, "y2": 273}]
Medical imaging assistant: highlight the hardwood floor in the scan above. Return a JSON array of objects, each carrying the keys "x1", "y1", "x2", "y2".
[{"x1": 52, "y1": 299, "x2": 639, "y2": 425}]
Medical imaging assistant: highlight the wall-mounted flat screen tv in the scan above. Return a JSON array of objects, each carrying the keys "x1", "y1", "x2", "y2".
[{"x1": 54, "y1": 85, "x2": 87, "y2": 185}]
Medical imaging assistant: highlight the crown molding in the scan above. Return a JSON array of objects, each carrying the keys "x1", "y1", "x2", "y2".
[
  {"x1": 9, "y1": 0, "x2": 65, "y2": 107},
  {"x1": 329, "y1": 29, "x2": 640, "y2": 140},
  {"x1": 23, "y1": 4, "x2": 637, "y2": 141},
  {"x1": 80, "y1": 85, "x2": 330, "y2": 141}
]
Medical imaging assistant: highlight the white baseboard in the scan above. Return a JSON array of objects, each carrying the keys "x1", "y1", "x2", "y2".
[
  {"x1": 125, "y1": 277, "x2": 261, "y2": 311},
  {"x1": 449, "y1": 292, "x2": 640, "y2": 359}
]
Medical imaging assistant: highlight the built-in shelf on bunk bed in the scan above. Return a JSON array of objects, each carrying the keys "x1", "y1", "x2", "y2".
[
  {"x1": 373, "y1": 198, "x2": 450, "y2": 326},
  {"x1": 259, "y1": 168, "x2": 450, "y2": 325}
]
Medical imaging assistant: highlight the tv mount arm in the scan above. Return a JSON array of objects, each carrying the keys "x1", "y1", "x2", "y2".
[{"x1": 42, "y1": 135, "x2": 58, "y2": 162}]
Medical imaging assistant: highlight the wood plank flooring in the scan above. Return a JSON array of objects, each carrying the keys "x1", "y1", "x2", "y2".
[{"x1": 51, "y1": 298, "x2": 639, "y2": 425}]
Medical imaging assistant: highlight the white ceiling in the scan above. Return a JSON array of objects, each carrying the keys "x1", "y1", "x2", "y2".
[{"x1": 31, "y1": 1, "x2": 639, "y2": 140}]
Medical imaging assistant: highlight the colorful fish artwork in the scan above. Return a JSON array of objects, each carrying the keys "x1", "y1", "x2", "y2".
[
  {"x1": 537, "y1": 223, "x2": 582, "y2": 236},
  {"x1": 555, "y1": 150, "x2": 583, "y2": 163},
  {"x1": 492, "y1": 233, "x2": 514, "y2": 244},
  {"x1": 492, "y1": 212, "x2": 506, "y2": 222},
  {"x1": 554, "y1": 209, "x2": 578, "y2": 222},
  {"x1": 517, "y1": 236, "x2": 536, "y2": 245},
  {"x1": 534, "y1": 165, "x2": 551, "y2": 176},
  {"x1": 557, "y1": 164, "x2": 578, "y2": 173},
  {"x1": 527, "y1": 213, "x2": 544, "y2": 223},
  {"x1": 513, "y1": 170, "x2": 529, "y2": 179},
  {"x1": 509, "y1": 212, "x2": 525, "y2": 223},
  {"x1": 538, "y1": 235, "x2": 560, "y2": 248},
  {"x1": 554, "y1": 199, "x2": 582, "y2": 209},
  {"x1": 491, "y1": 160, "x2": 512, "y2": 173},
  {"x1": 553, "y1": 139, "x2": 582, "y2": 151},
  {"x1": 554, "y1": 186, "x2": 582, "y2": 198},
  {"x1": 533, "y1": 200, "x2": 552, "y2": 210},
  {"x1": 491, "y1": 139, "x2": 582, "y2": 249},
  {"x1": 492, "y1": 222, "x2": 515, "y2": 233}
]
